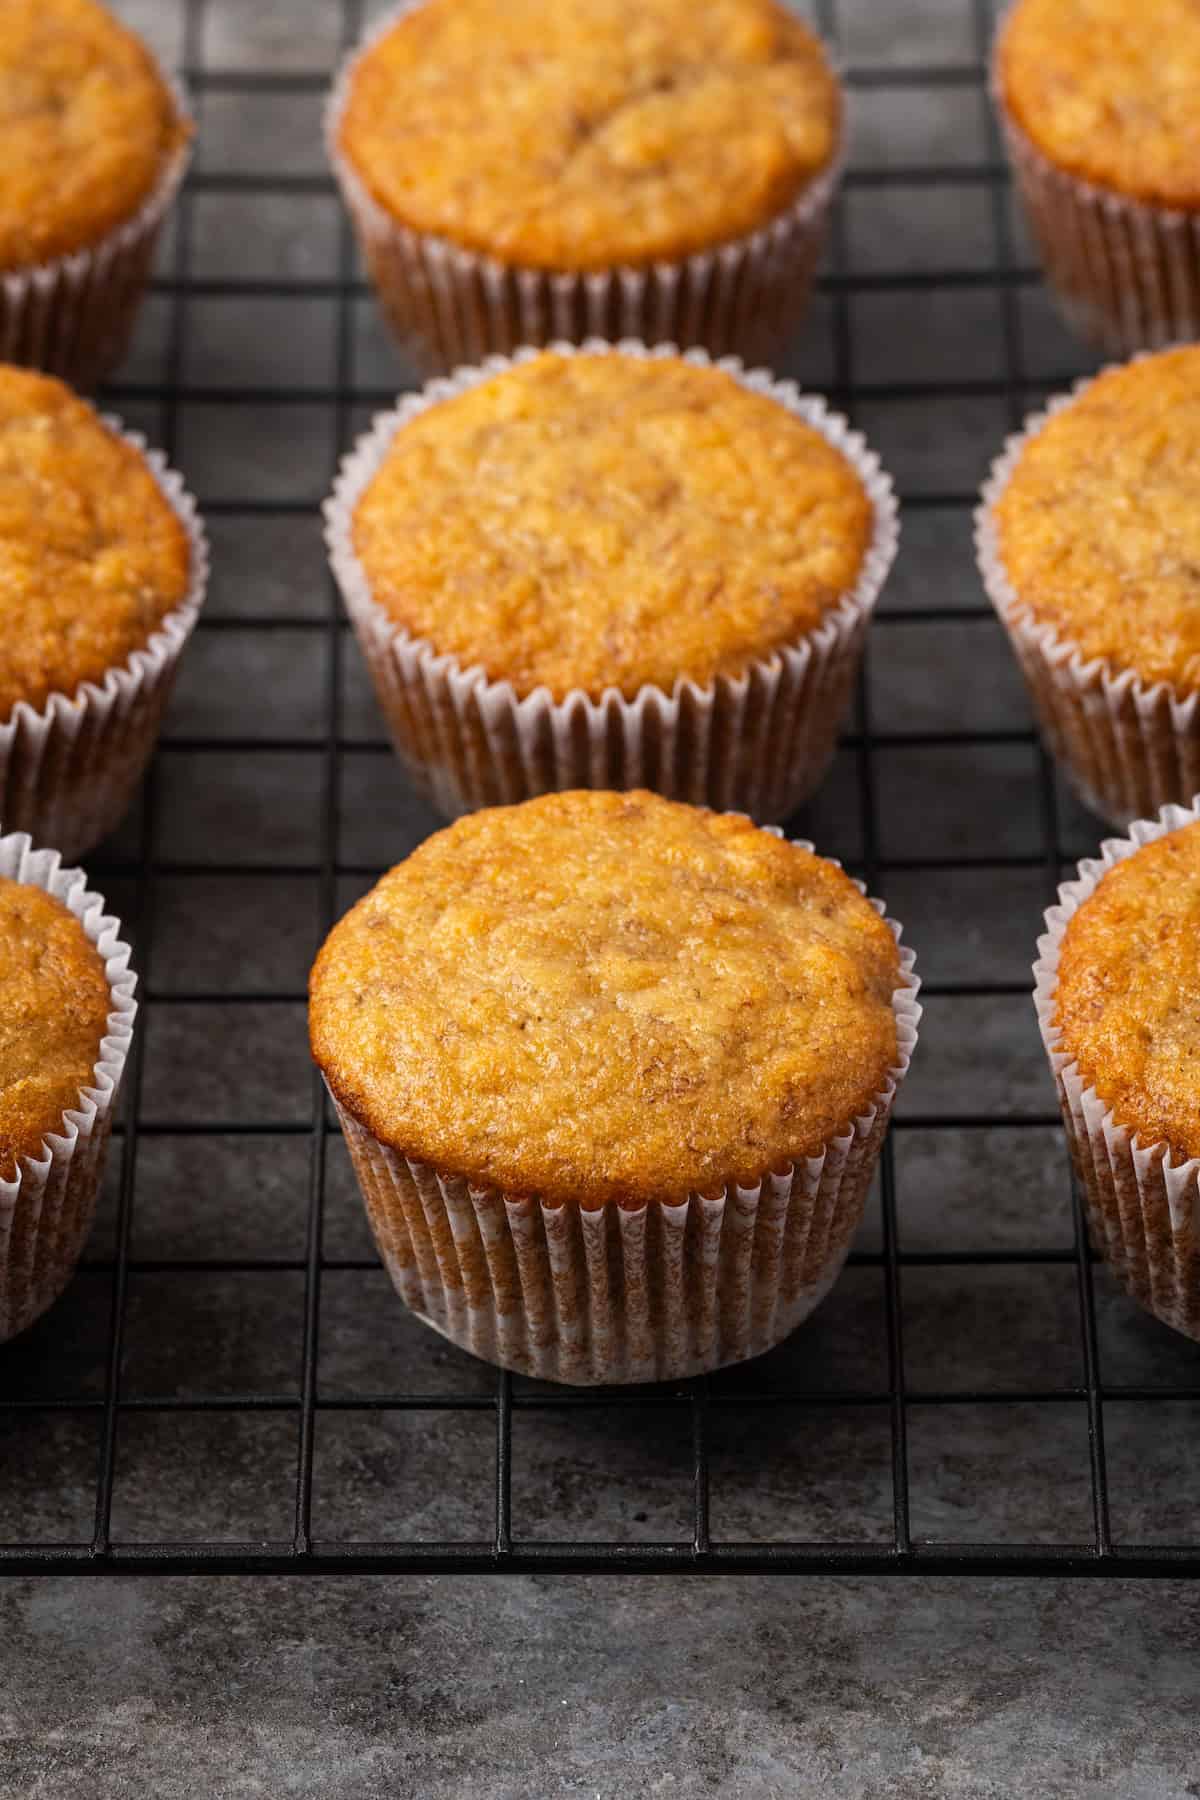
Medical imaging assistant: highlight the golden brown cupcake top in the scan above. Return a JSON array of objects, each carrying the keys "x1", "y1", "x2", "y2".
[
  {"x1": 352, "y1": 352, "x2": 873, "y2": 700},
  {"x1": 338, "y1": 0, "x2": 839, "y2": 271},
  {"x1": 0, "y1": 0, "x2": 188, "y2": 271},
  {"x1": 310, "y1": 790, "x2": 903, "y2": 1207},
  {"x1": 0, "y1": 367, "x2": 191, "y2": 717},
  {"x1": 1056, "y1": 821, "x2": 1200, "y2": 1161},
  {"x1": 998, "y1": 0, "x2": 1200, "y2": 208},
  {"x1": 993, "y1": 348, "x2": 1200, "y2": 692},
  {"x1": 0, "y1": 878, "x2": 111, "y2": 1181}
]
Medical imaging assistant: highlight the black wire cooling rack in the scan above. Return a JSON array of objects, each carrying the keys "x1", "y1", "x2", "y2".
[{"x1": 2, "y1": 0, "x2": 1198, "y2": 1579}]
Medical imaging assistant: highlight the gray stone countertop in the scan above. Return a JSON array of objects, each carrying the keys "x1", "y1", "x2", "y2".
[
  {"x1": 6, "y1": 1574, "x2": 1199, "y2": 1796},
  {"x1": 3, "y1": 0, "x2": 1199, "y2": 1795}
]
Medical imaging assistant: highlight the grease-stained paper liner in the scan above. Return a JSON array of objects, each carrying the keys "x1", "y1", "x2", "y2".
[
  {"x1": 0, "y1": 834, "x2": 136, "y2": 1343},
  {"x1": 0, "y1": 415, "x2": 208, "y2": 861},
  {"x1": 976, "y1": 369, "x2": 1200, "y2": 830},
  {"x1": 2, "y1": 76, "x2": 192, "y2": 392},
  {"x1": 1035, "y1": 800, "x2": 1200, "y2": 1340},
  {"x1": 995, "y1": 75, "x2": 1200, "y2": 356},
  {"x1": 327, "y1": 846, "x2": 920, "y2": 1385},
  {"x1": 326, "y1": 340, "x2": 899, "y2": 823},
  {"x1": 325, "y1": 1, "x2": 842, "y2": 374}
]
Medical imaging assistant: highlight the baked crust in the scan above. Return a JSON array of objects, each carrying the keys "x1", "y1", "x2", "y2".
[
  {"x1": 310, "y1": 790, "x2": 902, "y2": 1206},
  {"x1": 999, "y1": 0, "x2": 1200, "y2": 209},
  {"x1": 351, "y1": 351, "x2": 872, "y2": 701},
  {"x1": 995, "y1": 348, "x2": 1200, "y2": 693},
  {"x1": 0, "y1": 877, "x2": 110, "y2": 1179},
  {"x1": 0, "y1": 367, "x2": 190, "y2": 716},
  {"x1": 0, "y1": 0, "x2": 187, "y2": 270},
  {"x1": 1056, "y1": 820, "x2": 1200, "y2": 1161},
  {"x1": 338, "y1": 0, "x2": 839, "y2": 271}
]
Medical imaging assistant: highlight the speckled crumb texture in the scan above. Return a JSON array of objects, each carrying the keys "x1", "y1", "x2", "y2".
[
  {"x1": 999, "y1": 0, "x2": 1200, "y2": 208},
  {"x1": 0, "y1": 367, "x2": 190, "y2": 716},
  {"x1": 339, "y1": 0, "x2": 839, "y2": 271},
  {"x1": 995, "y1": 349, "x2": 1200, "y2": 694},
  {"x1": 311, "y1": 791, "x2": 914, "y2": 1381},
  {"x1": 1056, "y1": 820, "x2": 1200, "y2": 1161},
  {"x1": 997, "y1": 2, "x2": 1200, "y2": 354},
  {"x1": 351, "y1": 350, "x2": 872, "y2": 701},
  {"x1": 331, "y1": 345, "x2": 893, "y2": 822},
  {"x1": 979, "y1": 353, "x2": 1200, "y2": 827},
  {"x1": 0, "y1": 0, "x2": 186, "y2": 270},
  {"x1": 0, "y1": 368, "x2": 204, "y2": 860},
  {"x1": 0, "y1": 833, "x2": 135, "y2": 1347},
  {"x1": 311, "y1": 791, "x2": 901, "y2": 1199},
  {"x1": 0, "y1": 879, "x2": 110, "y2": 1179},
  {"x1": 1039, "y1": 809, "x2": 1200, "y2": 1339},
  {"x1": 331, "y1": 1, "x2": 840, "y2": 368}
]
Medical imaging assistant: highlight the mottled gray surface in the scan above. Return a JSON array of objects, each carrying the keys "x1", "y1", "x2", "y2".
[
  {"x1": 3, "y1": 0, "x2": 1200, "y2": 1794},
  {"x1": 4, "y1": 1576, "x2": 1200, "y2": 1797}
]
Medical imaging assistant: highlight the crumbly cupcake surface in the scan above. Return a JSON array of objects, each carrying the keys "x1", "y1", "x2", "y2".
[
  {"x1": 0, "y1": 367, "x2": 190, "y2": 716},
  {"x1": 352, "y1": 351, "x2": 872, "y2": 699},
  {"x1": 310, "y1": 789, "x2": 902, "y2": 1206},
  {"x1": 999, "y1": 0, "x2": 1200, "y2": 207},
  {"x1": 0, "y1": 878, "x2": 110, "y2": 1180},
  {"x1": 994, "y1": 348, "x2": 1200, "y2": 692},
  {"x1": 0, "y1": 0, "x2": 187, "y2": 270},
  {"x1": 338, "y1": 0, "x2": 839, "y2": 271},
  {"x1": 1056, "y1": 820, "x2": 1200, "y2": 1161}
]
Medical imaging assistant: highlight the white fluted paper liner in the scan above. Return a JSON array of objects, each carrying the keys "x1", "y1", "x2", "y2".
[
  {"x1": 325, "y1": 1, "x2": 842, "y2": 374},
  {"x1": 1, "y1": 75, "x2": 192, "y2": 392},
  {"x1": 0, "y1": 833, "x2": 136, "y2": 1343},
  {"x1": 0, "y1": 413, "x2": 208, "y2": 861},
  {"x1": 991, "y1": 22, "x2": 1200, "y2": 360},
  {"x1": 976, "y1": 367, "x2": 1200, "y2": 829},
  {"x1": 1035, "y1": 799, "x2": 1200, "y2": 1339},
  {"x1": 327, "y1": 841, "x2": 920, "y2": 1385},
  {"x1": 325, "y1": 339, "x2": 899, "y2": 822}
]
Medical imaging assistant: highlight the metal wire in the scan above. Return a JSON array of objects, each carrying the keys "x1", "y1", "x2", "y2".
[{"x1": 2, "y1": 0, "x2": 1199, "y2": 1579}]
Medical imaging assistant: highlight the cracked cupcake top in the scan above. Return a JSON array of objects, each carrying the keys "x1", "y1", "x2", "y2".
[
  {"x1": 309, "y1": 790, "x2": 903, "y2": 1207},
  {"x1": 350, "y1": 351, "x2": 872, "y2": 700},
  {"x1": 0, "y1": 367, "x2": 191, "y2": 717},
  {"x1": 0, "y1": 0, "x2": 188, "y2": 270},
  {"x1": 337, "y1": 0, "x2": 840, "y2": 270},
  {"x1": 999, "y1": 0, "x2": 1200, "y2": 208},
  {"x1": 0, "y1": 878, "x2": 110, "y2": 1181}
]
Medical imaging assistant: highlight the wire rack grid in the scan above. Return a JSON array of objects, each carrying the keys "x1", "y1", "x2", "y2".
[{"x1": 1, "y1": 0, "x2": 1198, "y2": 1579}]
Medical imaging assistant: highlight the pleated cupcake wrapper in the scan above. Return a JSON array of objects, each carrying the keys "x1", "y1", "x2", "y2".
[
  {"x1": 1, "y1": 76, "x2": 191, "y2": 392},
  {"x1": 329, "y1": 848, "x2": 920, "y2": 1386},
  {"x1": 996, "y1": 81, "x2": 1200, "y2": 356},
  {"x1": 0, "y1": 416, "x2": 208, "y2": 862},
  {"x1": 325, "y1": 1, "x2": 842, "y2": 374},
  {"x1": 325, "y1": 340, "x2": 898, "y2": 823},
  {"x1": 1035, "y1": 799, "x2": 1200, "y2": 1341},
  {"x1": 976, "y1": 369, "x2": 1200, "y2": 830},
  {"x1": 0, "y1": 833, "x2": 137, "y2": 1344}
]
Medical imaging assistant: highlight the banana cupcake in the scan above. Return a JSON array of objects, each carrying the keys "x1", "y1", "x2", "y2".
[
  {"x1": 995, "y1": 0, "x2": 1200, "y2": 353},
  {"x1": 326, "y1": 343, "x2": 897, "y2": 822},
  {"x1": 0, "y1": 0, "x2": 192, "y2": 390},
  {"x1": 977, "y1": 345, "x2": 1200, "y2": 826},
  {"x1": 0, "y1": 831, "x2": 136, "y2": 1343},
  {"x1": 328, "y1": 0, "x2": 842, "y2": 371},
  {"x1": 0, "y1": 366, "x2": 207, "y2": 858},
  {"x1": 310, "y1": 789, "x2": 920, "y2": 1385},
  {"x1": 1036, "y1": 800, "x2": 1200, "y2": 1340}
]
